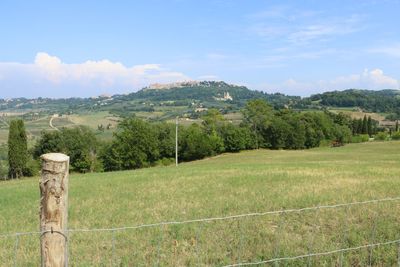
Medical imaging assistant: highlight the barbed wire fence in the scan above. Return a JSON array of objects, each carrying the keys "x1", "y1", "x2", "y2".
[{"x1": 2, "y1": 196, "x2": 400, "y2": 266}]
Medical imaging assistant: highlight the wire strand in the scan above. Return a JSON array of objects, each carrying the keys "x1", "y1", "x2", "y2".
[
  {"x1": 1, "y1": 196, "x2": 400, "y2": 238},
  {"x1": 222, "y1": 239, "x2": 400, "y2": 267}
]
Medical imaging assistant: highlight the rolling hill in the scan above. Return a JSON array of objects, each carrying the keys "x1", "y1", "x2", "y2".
[{"x1": 0, "y1": 81, "x2": 299, "y2": 118}]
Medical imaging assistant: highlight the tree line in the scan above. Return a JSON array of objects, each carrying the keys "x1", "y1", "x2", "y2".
[
  {"x1": 3, "y1": 99, "x2": 397, "y2": 179},
  {"x1": 306, "y1": 89, "x2": 400, "y2": 113}
]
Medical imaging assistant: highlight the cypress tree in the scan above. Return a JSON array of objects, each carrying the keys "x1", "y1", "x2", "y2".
[
  {"x1": 362, "y1": 115, "x2": 368, "y2": 134},
  {"x1": 351, "y1": 119, "x2": 358, "y2": 135},
  {"x1": 367, "y1": 116, "x2": 372, "y2": 136},
  {"x1": 356, "y1": 119, "x2": 363, "y2": 134},
  {"x1": 396, "y1": 120, "x2": 399, "y2": 132},
  {"x1": 8, "y1": 119, "x2": 28, "y2": 179}
]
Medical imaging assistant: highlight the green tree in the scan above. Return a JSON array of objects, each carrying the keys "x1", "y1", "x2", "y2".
[
  {"x1": 242, "y1": 99, "x2": 273, "y2": 148},
  {"x1": 218, "y1": 124, "x2": 247, "y2": 152},
  {"x1": 362, "y1": 115, "x2": 368, "y2": 134},
  {"x1": 356, "y1": 119, "x2": 363, "y2": 134},
  {"x1": 33, "y1": 131, "x2": 63, "y2": 157},
  {"x1": 101, "y1": 117, "x2": 159, "y2": 171},
  {"x1": 396, "y1": 120, "x2": 399, "y2": 132},
  {"x1": 367, "y1": 116, "x2": 373, "y2": 136},
  {"x1": 202, "y1": 108, "x2": 224, "y2": 134},
  {"x1": 265, "y1": 118, "x2": 290, "y2": 149},
  {"x1": 154, "y1": 122, "x2": 175, "y2": 159},
  {"x1": 8, "y1": 119, "x2": 28, "y2": 179},
  {"x1": 34, "y1": 127, "x2": 101, "y2": 173},
  {"x1": 179, "y1": 124, "x2": 216, "y2": 161}
]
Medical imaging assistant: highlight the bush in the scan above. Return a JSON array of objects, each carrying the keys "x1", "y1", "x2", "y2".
[
  {"x1": 0, "y1": 160, "x2": 8, "y2": 180},
  {"x1": 391, "y1": 131, "x2": 400, "y2": 140},
  {"x1": 351, "y1": 134, "x2": 370, "y2": 143},
  {"x1": 374, "y1": 132, "x2": 388, "y2": 141},
  {"x1": 156, "y1": 158, "x2": 175, "y2": 166},
  {"x1": 23, "y1": 158, "x2": 40, "y2": 177}
]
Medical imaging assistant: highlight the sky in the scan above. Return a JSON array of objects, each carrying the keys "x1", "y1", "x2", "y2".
[{"x1": 0, "y1": 0, "x2": 399, "y2": 98}]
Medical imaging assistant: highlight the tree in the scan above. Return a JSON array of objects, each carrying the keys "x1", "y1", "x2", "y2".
[
  {"x1": 242, "y1": 99, "x2": 273, "y2": 148},
  {"x1": 201, "y1": 109, "x2": 225, "y2": 153},
  {"x1": 154, "y1": 122, "x2": 175, "y2": 159},
  {"x1": 362, "y1": 115, "x2": 368, "y2": 134},
  {"x1": 34, "y1": 127, "x2": 101, "y2": 173},
  {"x1": 356, "y1": 118, "x2": 363, "y2": 134},
  {"x1": 396, "y1": 120, "x2": 399, "y2": 132},
  {"x1": 101, "y1": 117, "x2": 159, "y2": 171},
  {"x1": 218, "y1": 124, "x2": 247, "y2": 152},
  {"x1": 8, "y1": 119, "x2": 28, "y2": 179},
  {"x1": 265, "y1": 117, "x2": 291, "y2": 149},
  {"x1": 367, "y1": 116, "x2": 373, "y2": 136},
  {"x1": 202, "y1": 108, "x2": 224, "y2": 134},
  {"x1": 179, "y1": 124, "x2": 216, "y2": 161}
]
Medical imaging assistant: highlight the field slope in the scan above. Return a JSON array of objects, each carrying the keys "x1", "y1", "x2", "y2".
[{"x1": 1, "y1": 142, "x2": 400, "y2": 266}]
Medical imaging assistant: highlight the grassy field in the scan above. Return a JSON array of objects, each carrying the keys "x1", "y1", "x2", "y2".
[{"x1": 1, "y1": 142, "x2": 400, "y2": 266}]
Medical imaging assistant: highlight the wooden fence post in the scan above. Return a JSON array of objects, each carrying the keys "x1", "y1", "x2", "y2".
[{"x1": 39, "y1": 153, "x2": 70, "y2": 267}]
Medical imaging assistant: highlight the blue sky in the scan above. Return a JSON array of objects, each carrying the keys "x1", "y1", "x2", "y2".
[{"x1": 0, "y1": 0, "x2": 399, "y2": 98}]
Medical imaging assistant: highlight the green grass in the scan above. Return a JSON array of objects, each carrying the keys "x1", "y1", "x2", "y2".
[{"x1": 1, "y1": 142, "x2": 400, "y2": 266}]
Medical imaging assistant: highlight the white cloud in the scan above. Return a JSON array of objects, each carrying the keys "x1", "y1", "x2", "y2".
[
  {"x1": 248, "y1": 6, "x2": 364, "y2": 46},
  {"x1": 0, "y1": 52, "x2": 189, "y2": 97},
  {"x1": 331, "y1": 68, "x2": 398, "y2": 89},
  {"x1": 259, "y1": 68, "x2": 399, "y2": 96},
  {"x1": 288, "y1": 15, "x2": 363, "y2": 44}
]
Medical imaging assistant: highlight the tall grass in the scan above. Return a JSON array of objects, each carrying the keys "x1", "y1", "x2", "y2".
[{"x1": 1, "y1": 142, "x2": 400, "y2": 265}]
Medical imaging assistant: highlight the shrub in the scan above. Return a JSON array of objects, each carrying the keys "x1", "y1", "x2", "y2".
[
  {"x1": 156, "y1": 158, "x2": 175, "y2": 166},
  {"x1": 23, "y1": 158, "x2": 40, "y2": 177},
  {"x1": 351, "y1": 134, "x2": 370, "y2": 143},
  {"x1": 391, "y1": 131, "x2": 400, "y2": 140},
  {"x1": 374, "y1": 132, "x2": 388, "y2": 141}
]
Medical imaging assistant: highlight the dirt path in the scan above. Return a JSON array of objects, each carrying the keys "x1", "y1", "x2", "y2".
[
  {"x1": 0, "y1": 116, "x2": 9, "y2": 127},
  {"x1": 49, "y1": 114, "x2": 60, "y2": 131}
]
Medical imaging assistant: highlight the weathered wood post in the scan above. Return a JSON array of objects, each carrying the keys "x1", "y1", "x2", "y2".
[{"x1": 39, "y1": 153, "x2": 70, "y2": 267}]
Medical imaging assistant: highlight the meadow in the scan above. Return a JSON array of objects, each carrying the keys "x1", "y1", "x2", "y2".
[{"x1": 1, "y1": 141, "x2": 400, "y2": 266}]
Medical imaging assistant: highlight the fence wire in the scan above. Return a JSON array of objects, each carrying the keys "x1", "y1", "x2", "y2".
[
  {"x1": 222, "y1": 239, "x2": 400, "y2": 267},
  {"x1": 1, "y1": 196, "x2": 400, "y2": 266},
  {"x1": 2, "y1": 196, "x2": 400, "y2": 238}
]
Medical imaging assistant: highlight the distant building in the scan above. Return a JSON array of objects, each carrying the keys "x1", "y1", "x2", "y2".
[
  {"x1": 224, "y1": 92, "x2": 233, "y2": 101},
  {"x1": 195, "y1": 107, "x2": 208, "y2": 113},
  {"x1": 214, "y1": 91, "x2": 233, "y2": 101},
  {"x1": 147, "y1": 81, "x2": 200, "y2": 90},
  {"x1": 379, "y1": 120, "x2": 397, "y2": 128}
]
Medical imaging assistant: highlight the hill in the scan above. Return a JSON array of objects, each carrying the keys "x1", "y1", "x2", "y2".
[
  {"x1": 299, "y1": 89, "x2": 400, "y2": 114},
  {"x1": 0, "y1": 83, "x2": 399, "y2": 147},
  {"x1": 0, "y1": 81, "x2": 299, "y2": 118},
  {"x1": 1, "y1": 142, "x2": 400, "y2": 265},
  {"x1": 0, "y1": 81, "x2": 299, "y2": 144}
]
